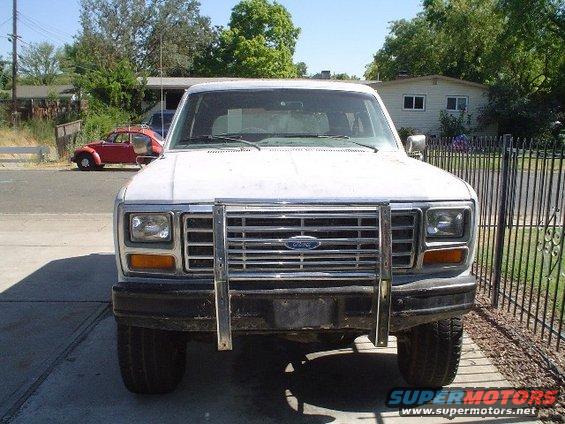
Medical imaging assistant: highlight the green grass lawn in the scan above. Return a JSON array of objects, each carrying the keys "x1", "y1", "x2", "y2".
[{"x1": 476, "y1": 226, "x2": 564, "y2": 317}]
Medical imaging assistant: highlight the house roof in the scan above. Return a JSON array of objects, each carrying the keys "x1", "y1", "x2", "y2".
[
  {"x1": 1, "y1": 85, "x2": 76, "y2": 99},
  {"x1": 372, "y1": 74, "x2": 487, "y2": 89},
  {"x1": 142, "y1": 75, "x2": 487, "y2": 91}
]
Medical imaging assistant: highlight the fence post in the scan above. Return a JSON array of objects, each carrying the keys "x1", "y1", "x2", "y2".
[{"x1": 492, "y1": 134, "x2": 512, "y2": 307}]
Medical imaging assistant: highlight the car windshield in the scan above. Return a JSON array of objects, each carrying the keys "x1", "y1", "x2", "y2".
[
  {"x1": 168, "y1": 89, "x2": 398, "y2": 151},
  {"x1": 152, "y1": 112, "x2": 174, "y2": 127}
]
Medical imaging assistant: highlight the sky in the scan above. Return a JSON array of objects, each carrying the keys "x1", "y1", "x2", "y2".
[{"x1": 0, "y1": 0, "x2": 422, "y2": 77}]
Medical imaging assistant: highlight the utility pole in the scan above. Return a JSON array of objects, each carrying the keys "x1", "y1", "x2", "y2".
[{"x1": 11, "y1": 0, "x2": 18, "y2": 125}]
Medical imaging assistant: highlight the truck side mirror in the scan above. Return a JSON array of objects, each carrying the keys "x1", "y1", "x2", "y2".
[{"x1": 405, "y1": 135, "x2": 426, "y2": 158}]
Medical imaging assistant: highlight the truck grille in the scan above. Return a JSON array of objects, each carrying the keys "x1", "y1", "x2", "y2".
[
  {"x1": 183, "y1": 209, "x2": 417, "y2": 274},
  {"x1": 184, "y1": 213, "x2": 214, "y2": 274}
]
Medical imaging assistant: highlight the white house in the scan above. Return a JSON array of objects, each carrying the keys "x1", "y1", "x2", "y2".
[{"x1": 369, "y1": 75, "x2": 497, "y2": 137}]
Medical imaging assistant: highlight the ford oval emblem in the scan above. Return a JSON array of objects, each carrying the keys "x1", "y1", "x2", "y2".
[{"x1": 284, "y1": 235, "x2": 321, "y2": 251}]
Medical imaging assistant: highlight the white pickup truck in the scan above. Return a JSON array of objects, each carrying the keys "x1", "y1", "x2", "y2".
[{"x1": 112, "y1": 80, "x2": 478, "y2": 394}]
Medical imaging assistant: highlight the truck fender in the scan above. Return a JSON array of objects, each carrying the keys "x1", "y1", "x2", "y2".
[{"x1": 75, "y1": 146, "x2": 102, "y2": 165}]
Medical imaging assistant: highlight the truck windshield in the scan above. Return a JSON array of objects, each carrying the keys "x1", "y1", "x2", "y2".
[{"x1": 168, "y1": 89, "x2": 398, "y2": 151}]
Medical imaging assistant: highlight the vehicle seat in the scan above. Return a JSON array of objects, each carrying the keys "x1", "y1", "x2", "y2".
[{"x1": 326, "y1": 112, "x2": 352, "y2": 136}]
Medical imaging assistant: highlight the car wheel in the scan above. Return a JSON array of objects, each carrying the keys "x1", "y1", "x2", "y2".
[
  {"x1": 117, "y1": 323, "x2": 187, "y2": 394},
  {"x1": 76, "y1": 153, "x2": 96, "y2": 171},
  {"x1": 397, "y1": 317, "x2": 463, "y2": 387}
]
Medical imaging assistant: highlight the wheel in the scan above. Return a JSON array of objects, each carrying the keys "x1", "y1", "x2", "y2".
[
  {"x1": 397, "y1": 317, "x2": 463, "y2": 387},
  {"x1": 117, "y1": 324, "x2": 186, "y2": 394},
  {"x1": 76, "y1": 153, "x2": 96, "y2": 171}
]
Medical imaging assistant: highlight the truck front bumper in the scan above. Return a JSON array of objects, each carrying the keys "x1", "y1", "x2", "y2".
[{"x1": 112, "y1": 275, "x2": 476, "y2": 336}]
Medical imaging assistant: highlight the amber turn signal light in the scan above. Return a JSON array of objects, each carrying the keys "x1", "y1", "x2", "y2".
[
  {"x1": 423, "y1": 248, "x2": 465, "y2": 265},
  {"x1": 128, "y1": 254, "x2": 175, "y2": 271}
]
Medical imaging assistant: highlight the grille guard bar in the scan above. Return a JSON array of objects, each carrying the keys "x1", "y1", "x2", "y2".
[{"x1": 212, "y1": 202, "x2": 393, "y2": 351}]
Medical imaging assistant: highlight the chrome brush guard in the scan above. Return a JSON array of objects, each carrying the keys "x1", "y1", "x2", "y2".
[{"x1": 212, "y1": 201, "x2": 393, "y2": 350}]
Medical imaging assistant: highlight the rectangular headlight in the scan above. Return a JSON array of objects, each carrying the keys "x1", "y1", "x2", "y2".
[
  {"x1": 426, "y1": 209, "x2": 465, "y2": 238},
  {"x1": 130, "y1": 213, "x2": 171, "y2": 242}
]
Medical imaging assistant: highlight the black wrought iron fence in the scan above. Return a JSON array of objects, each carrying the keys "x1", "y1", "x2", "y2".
[{"x1": 424, "y1": 135, "x2": 565, "y2": 350}]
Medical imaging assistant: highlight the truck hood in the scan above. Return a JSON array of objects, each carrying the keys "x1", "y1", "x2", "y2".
[{"x1": 122, "y1": 149, "x2": 472, "y2": 204}]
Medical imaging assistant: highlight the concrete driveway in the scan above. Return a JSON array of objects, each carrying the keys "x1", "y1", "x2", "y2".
[{"x1": 0, "y1": 169, "x2": 535, "y2": 423}]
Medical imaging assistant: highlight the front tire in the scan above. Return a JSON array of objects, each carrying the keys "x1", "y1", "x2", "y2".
[
  {"x1": 117, "y1": 324, "x2": 187, "y2": 394},
  {"x1": 397, "y1": 317, "x2": 463, "y2": 387},
  {"x1": 76, "y1": 153, "x2": 96, "y2": 171}
]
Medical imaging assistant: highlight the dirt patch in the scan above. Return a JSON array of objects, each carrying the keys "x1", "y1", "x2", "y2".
[{"x1": 465, "y1": 293, "x2": 564, "y2": 422}]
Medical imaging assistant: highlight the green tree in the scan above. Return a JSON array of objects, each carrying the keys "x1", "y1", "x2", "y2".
[
  {"x1": 73, "y1": 58, "x2": 145, "y2": 139},
  {"x1": 365, "y1": 0, "x2": 563, "y2": 137},
  {"x1": 495, "y1": 0, "x2": 564, "y2": 94},
  {"x1": 479, "y1": 0, "x2": 564, "y2": 137},
  {"x1": 18, "y1": 42, "x2": 63, "y2": 85},
  {"x1": 499, "y1": 0, "x2": 564, "y2": 42},
  {"x1": 76, "y1": 59, "x2": 145, "y2": 114},
  {"x1": 423, "y1": 0, "x2": 505, "y2": 82},
  {"x1": 0, "y1": 56, "x2": 10, "y2": 90},
  {"x1": 332, "y1": 73, "x2": 360, "y2": 80},
  {"x1": 478, "y1": 78, "x2": 561, "y2": 138},
  {"x1": 199, "y1": 0, "x2": 301, "y2": 78},
  {"x1": 77, "y1": 0, "x2": 216, "y2": 76},
  {"x1": 364, "y1": 17, "x2": 444, "y2": 81},
  {"x1": 295, "y1": 61, "x2": 308, "y2": 78},
  {"x1": 365, "y1": 1, "x2": 504, "y2": 82}
]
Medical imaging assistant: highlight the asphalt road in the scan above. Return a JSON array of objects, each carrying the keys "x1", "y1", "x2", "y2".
[
  {"x1": 2, "y1": 168, "x2": 561, "y2": 222},
  {"x1": 0, "y1": 168, "x2": 134, "y2": 214},
  {"x1": 0, "y1": 168, "x2": 535, "y2": 424}
]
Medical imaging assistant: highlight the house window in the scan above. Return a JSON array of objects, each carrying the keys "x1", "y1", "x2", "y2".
[
  {"x1": 403, "y1": 95, "x2": 425, "y2": 110},
  {"x1": 446, "y1": 96, "x2": 468, "y2": 111}
]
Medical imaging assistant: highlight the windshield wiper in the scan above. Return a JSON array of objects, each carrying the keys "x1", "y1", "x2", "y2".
[
  {"x1": 275, "y1": 133, "x2": 350, "y2": 139},
  {"x1": 177, "y1": 134, "x2": 261, "y2": 151},
  {"x1": 274, "y1": 133, "x2": 378, "y2": 152}
]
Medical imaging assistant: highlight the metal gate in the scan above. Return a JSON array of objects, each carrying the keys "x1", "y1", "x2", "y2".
[{"x1": 425, "y1": 135, "x2": 564, "y2": 350}]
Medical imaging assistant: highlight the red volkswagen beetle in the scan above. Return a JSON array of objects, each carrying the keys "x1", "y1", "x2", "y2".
[{"x1": 71, "y1": 127, "x2": 164, "y2": 171}]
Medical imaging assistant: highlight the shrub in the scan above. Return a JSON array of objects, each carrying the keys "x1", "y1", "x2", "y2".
[
  {"x1": 76, "y1": 60, "x2": 145, "y2": 114},
  {"x1": 439, "y1": 110, "x2": 471, "y2": 138},
  {"x1": 0, "y1": 103, "x2": 9, "y2": 126},
  {"x1": 397, "y1": 127, "x2": 418, "y2": 141},
  {"x1": 23, "y1": 118, "x2": 56, "y2": 144},
  {"x1": 78, "y1": 105, "x2": 132, "y2": 145},
  {"x1": 478, "y1": 79, "x2": 562, "y2": 140}
]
